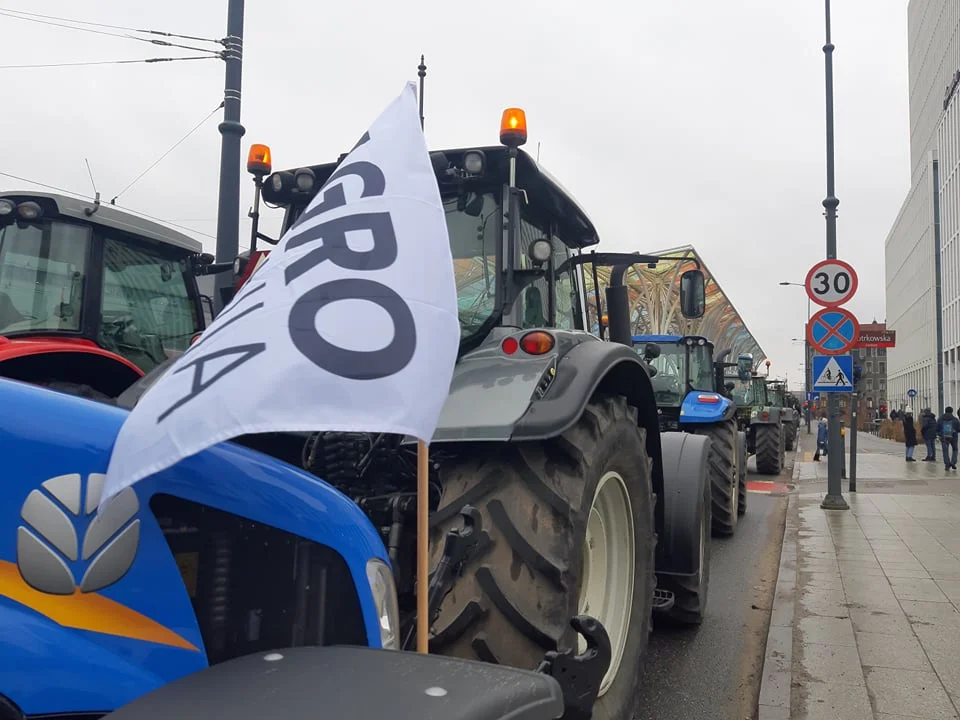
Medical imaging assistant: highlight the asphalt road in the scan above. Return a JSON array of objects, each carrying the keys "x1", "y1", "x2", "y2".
[{"x1": 634, "y1": 456, "x2": 791, "y2": 720}]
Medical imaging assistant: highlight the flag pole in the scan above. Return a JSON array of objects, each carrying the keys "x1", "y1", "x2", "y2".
[
  {"x1": 416, "y1": 54, "x2": 430, "y2": 655},
  {"x1": 416, "y1": 439, "x2": 430, "y2": 653}
]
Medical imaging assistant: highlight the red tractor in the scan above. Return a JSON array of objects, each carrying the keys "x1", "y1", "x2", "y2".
[{"x1": 0, "y1": 191, "x2": 229, "y2": 401}]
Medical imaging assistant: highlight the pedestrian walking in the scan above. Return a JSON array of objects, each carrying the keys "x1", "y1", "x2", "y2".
[
  {"x1": 814, "y1": 416, "x2": 828, "y2": 461},
  {"x1": 903, "y1": 408, "x2": 917, "y2": 462},
  {"x1": 921, "y1": 408, "x2": 938, "y2": 462},
  {"x1": 937, "y1": 406, "x2": 960, "y2": 471}
]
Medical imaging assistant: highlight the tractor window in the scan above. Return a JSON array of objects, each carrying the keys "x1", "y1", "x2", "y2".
[
  {"x1": 0, "y1": 220, "x2": 90, "y2": 334},
  {"x1": 445, "y1": 191, "x2": 499, "y2": 339},
  {"x1": 647, "y1": 344, "x2": 685, "y2": 406},
  {"x1": 99, "y1": 236, "x2": 201, "y2": 373},
  {"x1": 688, "y1": 344, "x2": 714, "y2": 392},
  {"x1": 516, "y1": 216, "x2": 582, "y2": 330}
]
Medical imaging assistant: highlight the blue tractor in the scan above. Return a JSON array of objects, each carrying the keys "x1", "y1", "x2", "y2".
[
  {"x1": 0, "y1": 377, "x2": 610, "y2": 720},
  {"x1": 632, "y1": 335, "x2": 747, "y2": 538}
]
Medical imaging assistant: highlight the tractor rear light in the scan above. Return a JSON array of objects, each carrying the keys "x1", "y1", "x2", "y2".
[
  {"x1": 762, "y1": 411, "x2": 769, "y2": 420},
  {"x1": 697, "y1": 394, "x2": 720, "y2": 403},
  {"x1": 502, "y1": 337, "x2": 519, "y2": 355},
  {"x1": 520, "y1": 331, "x2": 555, "y2": 355}
]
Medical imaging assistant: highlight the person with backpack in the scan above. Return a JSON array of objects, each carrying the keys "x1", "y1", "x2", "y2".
[
  {"x1": 937, "y1": 407, "x2": 960, "y2": 471},
  {"x1": 921, "y1": 408, "x2": 938, "y2": 462}
]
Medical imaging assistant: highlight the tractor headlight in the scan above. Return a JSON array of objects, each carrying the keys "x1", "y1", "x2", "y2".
[{"x1": 365, "y1": 558, "x2": 400, "y2": 650}]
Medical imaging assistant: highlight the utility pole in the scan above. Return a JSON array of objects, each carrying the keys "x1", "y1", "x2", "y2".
[
  {"x1": 213, "y1": 0, "x2": 246, "y2": 312},
  {"x1": 820, "y1": 0, "x2": 849, "y2": 511}
]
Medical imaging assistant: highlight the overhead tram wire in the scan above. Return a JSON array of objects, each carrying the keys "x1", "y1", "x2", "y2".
[
  {"x1": 0, "y1": 9, "x2": 223, "y2": 56},
  {"x1": 110, "y1": 101, "x2": 225, "y2": 205},
  {"x1": 0, "y1": 171, "x2": 216, "y2": 241},
  {"x1": 0, "y1": 56, "x2": 219, "y2": 70},
  {"x1": 0, "y1": 6, "x2": 223, "y2": 45}
]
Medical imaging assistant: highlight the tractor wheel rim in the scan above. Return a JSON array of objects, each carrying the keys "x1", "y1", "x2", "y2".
[{"x1": 578, "y1": 470, "x2": 635, "y2": 697}]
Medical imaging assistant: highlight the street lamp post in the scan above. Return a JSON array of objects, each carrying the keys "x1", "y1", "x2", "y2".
[
  {"x1": 819, "y1": 0, "x2": 849, "y2": 511},
  {"x1": 780, "y1": 282, "x2": 813, "y2": 433}
]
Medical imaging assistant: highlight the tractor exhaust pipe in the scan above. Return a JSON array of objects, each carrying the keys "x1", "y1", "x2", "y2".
[{"x1": 605, "y1": 263, "x2": 632, "y2": 347}]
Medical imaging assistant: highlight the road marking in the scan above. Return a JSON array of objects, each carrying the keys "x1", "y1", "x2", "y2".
[{"x1": 746, "y1": 481, "x2": 793, "y2": 495}]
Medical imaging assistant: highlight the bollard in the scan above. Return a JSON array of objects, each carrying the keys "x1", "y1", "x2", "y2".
[
  {"x1": 849, "y1": 412, "x2": 857, "y2": 492},
  {"x1": 841, "y1": 432, "x2": 846, "y2": 479}
]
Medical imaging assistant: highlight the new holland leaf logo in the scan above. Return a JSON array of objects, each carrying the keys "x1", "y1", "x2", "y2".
[{"x1": 17, "y1": 473, "x2": 140, "y2": 595}]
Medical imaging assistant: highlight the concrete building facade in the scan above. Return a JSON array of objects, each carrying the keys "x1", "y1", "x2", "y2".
[{"x1": 884, "y1": 0, "x2": 959, "y2": 414}]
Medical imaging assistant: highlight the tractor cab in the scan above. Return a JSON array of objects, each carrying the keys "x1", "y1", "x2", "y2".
[
  {"x1": 0, "y1": 192, "x2": 220, "y2": 398},
  {"x1": 632, "y1": 334, "x2": 731, "y2": 431}
]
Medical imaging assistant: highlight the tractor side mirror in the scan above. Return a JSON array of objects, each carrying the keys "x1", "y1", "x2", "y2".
[
  {"x1": 643, "y1": 343, "x2": 661, "y2": 361},
  {"x1": 679, "y1": 269, "x2": 706, "y2": 319}
]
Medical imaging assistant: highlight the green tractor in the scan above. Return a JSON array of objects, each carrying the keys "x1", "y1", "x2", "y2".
[
  {"x1": 766, "y1": 379, "x2": 797, "y2": 452},
  {"x1": 727, "y1": 354, "x2": 786, "y2": 476}
]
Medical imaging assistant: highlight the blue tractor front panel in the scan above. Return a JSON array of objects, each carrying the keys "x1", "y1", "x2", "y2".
[
  {"x1": 678, "y1": 391, "x2": 734, "y2": 425},
  {"x1": 0, "y1": 378, "x2": 392, "y2": 718}
]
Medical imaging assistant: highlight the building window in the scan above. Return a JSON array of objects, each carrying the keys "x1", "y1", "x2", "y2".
[
  {"x1": 879, "y1": 380, "x2": 885, "y2": 391},
  {"x1": 879, "y1": 361, "x2": 886, "y2": 374},
  {"x1": 866, "y1": 361, "x2": 873, "y2": 373},
  {"x1": 866, "y1": 378, "x2": 874, "y2": 391},
  {"x1": 859, "y1": 348, "x2": 867, "y2": 359}
]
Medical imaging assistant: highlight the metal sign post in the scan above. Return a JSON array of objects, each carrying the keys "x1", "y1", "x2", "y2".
[
  {"x1": 850, "y1": 397, "x2": 858, "y2": 492},
  {"x1": 810, "y1": 1, "x2": 855, "y2": 512}
]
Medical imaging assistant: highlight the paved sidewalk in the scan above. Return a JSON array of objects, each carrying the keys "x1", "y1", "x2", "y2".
[{"x1": 759, "y1": 431, "x2": 960, "y2": 719}]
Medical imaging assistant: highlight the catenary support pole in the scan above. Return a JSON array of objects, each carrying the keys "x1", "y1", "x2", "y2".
[
  {"x1": 213, "y1": 0, "x2": 246, "y2": 313},
  {"x1": 821, "y1": 0, "x2": 849, "y2": 511}
]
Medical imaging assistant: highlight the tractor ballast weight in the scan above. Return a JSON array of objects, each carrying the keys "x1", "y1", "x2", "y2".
[{"x1": 115, "y1": 116, "x2": 713, "y2": 720}]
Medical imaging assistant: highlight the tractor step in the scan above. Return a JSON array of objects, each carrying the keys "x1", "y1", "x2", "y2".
[{"x1": 652, "y1": 588, "x2": 675, "y2": 612}]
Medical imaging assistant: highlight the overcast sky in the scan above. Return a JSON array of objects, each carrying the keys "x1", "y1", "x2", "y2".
[{"x1": 1, "y1": 0, "x2": 909, "y2": 388}]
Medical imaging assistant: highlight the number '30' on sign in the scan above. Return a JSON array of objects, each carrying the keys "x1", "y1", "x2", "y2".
[{"x1": 804, "y1": 259, "x2": 858, "y2": 307}]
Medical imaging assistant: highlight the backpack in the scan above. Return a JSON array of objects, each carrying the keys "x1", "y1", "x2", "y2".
[{"x1": 943, "y1": 418, "x2": 957, "y2": 439}]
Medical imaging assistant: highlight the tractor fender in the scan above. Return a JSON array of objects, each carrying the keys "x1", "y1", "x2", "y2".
[
  {"x1": 677, "y1": 391, "x2": 737, "y2": 425},
  {"x1": 654, "y1": 431, "x2": 711, "y2": 577},
  {"x1": 0, "y1": 337, "x2": 142, "y2": 398},
  {"x1": 431, "y1": 330, "x2": 654, "y2": 445}
]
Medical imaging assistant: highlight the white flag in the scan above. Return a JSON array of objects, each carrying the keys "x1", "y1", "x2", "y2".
[{"x1": 101, "y1": 82, "x2": 460, "y2": 508}]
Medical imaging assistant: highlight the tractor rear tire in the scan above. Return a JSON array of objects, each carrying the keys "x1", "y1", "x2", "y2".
[
  {"x1": 737, "y1": 430, "x2": 748, "y2": 516},
  {"x1": 693, "y1": 419, "x2": 738, "y2": 537},
  {"x1": 430, "y1": 395, "x2": 655, "y2": 720},
  {"x1": 784, "y1": 422, "x2": 796, "y2": 451},
  {"x1": 658, "y1": 463, "x2": 711, "y2": 626},
  {"x1": 755, "y1": 424, "x2": 783, "y2": 475}
]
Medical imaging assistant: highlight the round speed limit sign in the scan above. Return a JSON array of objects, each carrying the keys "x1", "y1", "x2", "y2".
[{"x1": 805, "y1": 259, "x2": 858, "y2": 307}]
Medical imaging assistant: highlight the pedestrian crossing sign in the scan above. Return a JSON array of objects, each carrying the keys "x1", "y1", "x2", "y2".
[{"x1": 812, "y1": 354, "x2": 853, "y2": 392}]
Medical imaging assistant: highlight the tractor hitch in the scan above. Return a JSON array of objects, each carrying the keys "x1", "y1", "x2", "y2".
[{"x1": 536, "y1": 615, "x2": 612, "y2": 720}]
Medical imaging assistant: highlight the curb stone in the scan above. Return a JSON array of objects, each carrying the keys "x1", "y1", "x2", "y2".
[{"x1": 756, "y1": 491, "x2": 798, "y2": 719}]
